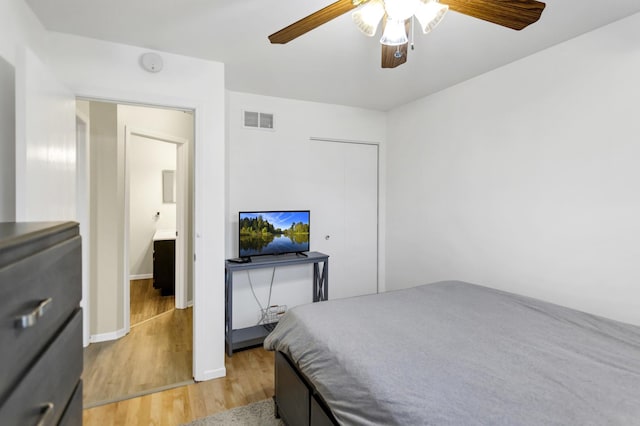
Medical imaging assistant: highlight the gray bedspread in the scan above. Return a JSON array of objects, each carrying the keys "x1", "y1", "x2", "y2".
[{"x1": 263, "y1": 281, "x2": 640, "y2": 425}]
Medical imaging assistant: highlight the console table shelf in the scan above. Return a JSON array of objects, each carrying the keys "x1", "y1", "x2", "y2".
[{"x1": 225, "y1": 251, "x2": 329, "y2": 356}]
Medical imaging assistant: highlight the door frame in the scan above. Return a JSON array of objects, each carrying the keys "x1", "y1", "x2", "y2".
[
  {"x1": 123, "y1": 125, "x2": 190, "y2": 333},
  {"x1": 76, "y1": 109, "x2": 91, "y2": 346}
]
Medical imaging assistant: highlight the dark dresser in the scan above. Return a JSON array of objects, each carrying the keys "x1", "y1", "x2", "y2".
[{"x1": 0, "y1": 222, "x2": 82, "y2": 426}]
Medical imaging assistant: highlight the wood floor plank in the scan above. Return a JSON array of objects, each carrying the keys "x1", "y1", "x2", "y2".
[
  {"x1": 83, "y1": 348, "x2": 275, "y2": 425},
  {"x1": 130, "y1": 278, "x2": 175, "y2": 325},
  {"x1": 83, "y1": 282, "x2": 192, "y2": 406},
  {"x1": 84, "y1": 278, "x2": 275, "y2": 423},
  {"x1": 83, "y1": 308, "x2": 193, "y2": 405}
]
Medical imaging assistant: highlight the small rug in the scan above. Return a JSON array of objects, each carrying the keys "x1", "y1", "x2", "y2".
[{"x1": 184, "y1": 399, "x2": 284, "y2": 426}]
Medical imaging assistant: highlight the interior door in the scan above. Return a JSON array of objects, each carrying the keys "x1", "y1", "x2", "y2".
[
  {"x1": 308, "y1": 140, "x2": 378, "y2": 299},
  {"x1": 15, "y1": 46, "x2": 76, "y2": 221}
]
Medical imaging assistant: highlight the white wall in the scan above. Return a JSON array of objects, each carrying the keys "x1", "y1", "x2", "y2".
[
  {"x1": 129, "y1": 135, "x2": 176, "y2": 275},
  {"x1": 89, "y1": 101, "x2": 121, "y2": 335},
  {"x1": 0, "y1": 0, "x2": 47, "y2": 64},
  {"x1": 0, "y1": 0, "x2": 73, "y2": 222},
  {"x1": 15, "y1": 46, "x2": 76, "y2": 221},
  {"x1": 386, "y1": 13, "x2": 640, "y2": 326},
  {"x1": 42, "y1": 33, "x2": 226, "y2": 381},
  {"x1": 227, "y1": 91, "x2": 386, "y2": 328}
]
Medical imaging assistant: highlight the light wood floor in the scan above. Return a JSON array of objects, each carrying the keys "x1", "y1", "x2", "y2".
[
  {"x1": 83, "y1": 279, "x2": 191, "y2": 406},
  {"x1": 83, "y1": 348, "x2": 275, "y2": 425},
  {"x1": 130, "y1": 278, "x2": 175, "y2": 325}
]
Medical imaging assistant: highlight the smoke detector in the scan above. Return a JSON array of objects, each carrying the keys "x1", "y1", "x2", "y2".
[{"x1": 140, "y1": 52, "x2": 163, "y2": 73}]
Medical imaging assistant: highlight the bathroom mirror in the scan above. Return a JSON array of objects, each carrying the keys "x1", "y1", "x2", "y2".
[{"x1": 162, "y1": 170, "x2": 176, "y2": 203}]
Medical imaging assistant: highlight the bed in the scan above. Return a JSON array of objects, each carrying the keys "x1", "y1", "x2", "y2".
[{"x1": 263, "y1": 280, "x2": 640, "y2": 425}]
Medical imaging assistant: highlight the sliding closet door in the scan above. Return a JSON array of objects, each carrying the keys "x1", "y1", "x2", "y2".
[{"x1": 308, "y1": 140, "x2": 378, "y2": 299}]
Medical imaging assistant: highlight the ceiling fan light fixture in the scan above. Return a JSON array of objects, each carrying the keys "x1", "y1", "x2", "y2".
[
  {"x1": 352, "y1": 0, "x2": 386, "y2": 36},
  {"x1": 414, "y1": 0, "x2": 448, "y2": 34},
  {"x1": 380, "y1": 18, "x2": 408, "y2": 46}
]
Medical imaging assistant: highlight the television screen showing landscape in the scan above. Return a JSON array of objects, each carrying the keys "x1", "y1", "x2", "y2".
[{"x1": 239, "y1": 211, "x2": 310, "y2": 257}]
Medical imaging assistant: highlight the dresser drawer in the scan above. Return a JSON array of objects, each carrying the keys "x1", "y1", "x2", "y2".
[
  {"x1": 0, "y1": 235, "x2": 81, "y2": 402},
  {"x1": 0, "y1": 309, "x2": 82, "y2": 426},
  {"x1": 58, "y1": 381, "x2": 82, "y2": 426}
]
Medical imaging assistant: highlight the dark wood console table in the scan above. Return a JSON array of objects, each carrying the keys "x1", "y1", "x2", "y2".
[{"x1": 225, "y1": 251, "x2": 329, "y2": 356}]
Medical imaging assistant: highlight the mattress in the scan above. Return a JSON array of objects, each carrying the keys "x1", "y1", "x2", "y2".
[{"x1": 264, "y1": 280, "x2": 640, "y2": 425}]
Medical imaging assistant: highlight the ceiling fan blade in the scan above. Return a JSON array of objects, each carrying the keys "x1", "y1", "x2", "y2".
[
  {"x1": 381, "y1": 43, "x2": 409, "y2": 68},
  {"x1": 269, "y1": 0, "x2": 363, "y2": 44},
  {"x1": 441, "y1": 0, "x2": 546, "y2": 30}
]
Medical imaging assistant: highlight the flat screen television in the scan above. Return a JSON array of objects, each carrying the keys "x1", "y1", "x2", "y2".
[{"x1": 239, "y1": 210, "x2": 310, "y2": 258}]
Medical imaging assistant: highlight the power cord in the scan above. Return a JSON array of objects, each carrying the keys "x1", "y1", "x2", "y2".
[{"x1": 247, "y1": 267, "x2": 276, "y2": 325}]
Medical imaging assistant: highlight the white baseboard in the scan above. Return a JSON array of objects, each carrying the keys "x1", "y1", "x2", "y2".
[
  {"x1": 195, "y1": 366, "x2": 226, "y2": 382},
  {"x1": 176, "y1": 299, "x2": 193, "y2": 310},
  {"x1": 89, "y1": 327, "x2": 127, "y2": 343},
  {"x1": 130, "y1": 273, "x2": 153, "y2": 280}
]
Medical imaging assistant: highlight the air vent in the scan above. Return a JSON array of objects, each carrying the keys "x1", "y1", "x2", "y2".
[{"x1": 243, "y1": 110, "x2": 275, "y2": 130}]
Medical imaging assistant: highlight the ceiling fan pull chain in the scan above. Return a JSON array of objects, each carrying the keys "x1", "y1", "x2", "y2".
[{"x1": 410, "y1": 16, "x2": 415, "y2": 51}]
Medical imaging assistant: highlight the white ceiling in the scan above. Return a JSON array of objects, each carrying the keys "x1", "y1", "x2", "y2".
[{"x1": 24, "y1": 0, "x2": 640, "y2": 111}]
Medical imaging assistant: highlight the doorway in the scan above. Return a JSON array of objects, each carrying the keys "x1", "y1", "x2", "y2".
[
  {"x1": 80, "y1": 100, "x2": 195, "y2": 406},
  {"x1": 125, "y1": 124, "x2": 190, "y2": 324},
  {"x1": 127, "y1": 129, "x2": 180, "y2": 326}
]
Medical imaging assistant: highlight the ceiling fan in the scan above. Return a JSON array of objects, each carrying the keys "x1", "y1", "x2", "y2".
[{"x1": 268, "y1": 0, "x2": 546, "y2": 68}]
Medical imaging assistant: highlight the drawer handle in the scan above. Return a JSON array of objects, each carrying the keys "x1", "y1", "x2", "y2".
[
  {"x1": 35, "y1": 402, "x2": 54, "y2": 426},
  {"x1": 15, "y1": 298, "x2": 53, "y2": 329}
]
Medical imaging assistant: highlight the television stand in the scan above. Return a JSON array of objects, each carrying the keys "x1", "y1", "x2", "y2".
[
  {"x1": 225, "y1": 251, "x2": 329, "y2": 356},
  {"x1": 296, "y1": 251, "x2": 308, "y2": 258}
]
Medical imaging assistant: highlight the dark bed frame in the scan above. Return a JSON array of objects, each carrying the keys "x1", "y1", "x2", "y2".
[{"x1": 274, "y1": 351, "x2": 339, "y2": 426}]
